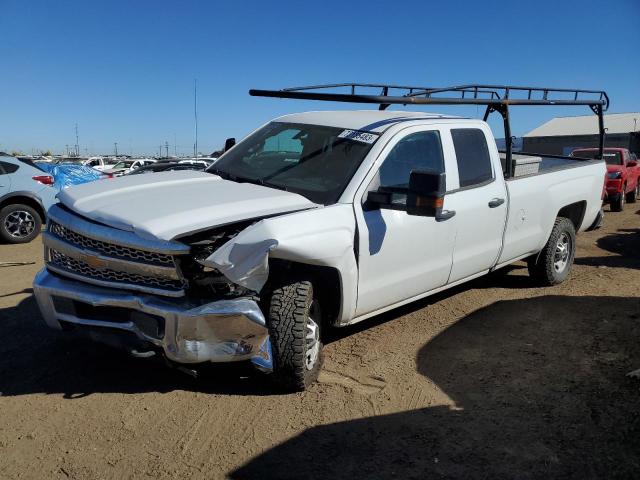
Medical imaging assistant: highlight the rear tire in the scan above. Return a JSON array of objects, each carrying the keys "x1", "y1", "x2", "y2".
[
  {"x1": 527, "y1": 217, "x2": 576, "y2": 286},
  {"x1": 0, "y1": 204, "x2": 42, "y2": 244},
  {"x1": 627, "y1": 184, "x2": 638, "y2": 204},
  {"x1": 266, "y1": 280, "x2": 323, "y2": 391},
  {"x1": 611, "y1": 189, "x2": 625, "y2": 212}
]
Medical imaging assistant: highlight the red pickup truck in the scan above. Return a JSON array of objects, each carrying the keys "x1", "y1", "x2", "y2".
[{"x1": 571, "y1": 147, "x2": 639, "y2": 211}]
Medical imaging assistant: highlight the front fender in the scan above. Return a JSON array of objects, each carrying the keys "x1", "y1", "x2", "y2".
[{"x1": 203, "y1": 204, "x2": 358, "y2": 323}]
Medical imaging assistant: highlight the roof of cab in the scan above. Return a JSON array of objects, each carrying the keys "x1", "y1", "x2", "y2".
[{"x1": 274, "y1": 110, "x2": 461, "y2": 133}]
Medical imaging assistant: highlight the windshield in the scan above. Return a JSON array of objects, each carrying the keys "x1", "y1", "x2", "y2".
[
  {"x1": 112, "y1": 161, "x2": 133, "y2": 169},
  {"x1": 207, "y1": 122, "x2": 379, "y2": 204},
  {"x1": 572, "y1": 149, "x2": 623, "y2": 165}
]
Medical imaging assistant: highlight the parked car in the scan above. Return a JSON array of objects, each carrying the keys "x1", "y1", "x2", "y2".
[
  {"x1": 102, "y1": 159, "x2": 157, "y2": 177},
  {"x1": 570, "y1": 147, "x2": 639, "y2": 211},
  {"x1": 178, "y1": 158, "x2": 216, "y2": 168},
  {"x1": 33, "y1": 83, "x2": 607, "y2": 390},
  {"x1": 82, "y1": 157, "x2": 118, "y2": 171},
  {"x1": 36, "y1": 162, "x2": 105, "y2": 190},
  {"x1": 127, "y1": 160, "x2": 209, "y2": 175},
  {"x1": 0, "y1": 155, "x2": 58, "y2": 243}
]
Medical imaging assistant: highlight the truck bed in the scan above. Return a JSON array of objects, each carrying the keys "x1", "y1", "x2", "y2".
[
  {"x1": 499, "y1": 151, "x2": 602, "y2": 178},
  {"x1": 496, "y1": 156, "x2": 606, "y2": 267}
]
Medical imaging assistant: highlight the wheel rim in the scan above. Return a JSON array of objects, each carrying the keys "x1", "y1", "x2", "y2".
[
  {"x1": 553, "y1": 232, "x2": 571, "y2": 273},
  {"x1": 4, "y1": 210, "x2": 36, "y2": 238},
  {"x1": 305, "y1": 302, "x2": 321, "y2": 371}
]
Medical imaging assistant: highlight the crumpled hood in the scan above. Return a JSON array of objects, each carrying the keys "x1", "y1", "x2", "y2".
[{"x1": 57, "y1": 170, "x2": 319, "y2": 241}]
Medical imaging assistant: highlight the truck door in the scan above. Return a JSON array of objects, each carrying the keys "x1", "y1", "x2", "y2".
[
  {"x1": 443, "y1": 127, "x2": 508, "y2": 283},
  {"x1": 353, "y1": 127, "x2": 457, "y2": 317}
]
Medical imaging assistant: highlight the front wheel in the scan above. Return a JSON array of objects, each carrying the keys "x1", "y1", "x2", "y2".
[
  {"x1": 527, "y1": 217, "x2": 576, "y2": 286},
  {"x1": 0, "y1": 204, "x2": 42, "y2": 244},
  {"x1": 266, "y1": 280, "x2": 323, "y2": 391}
]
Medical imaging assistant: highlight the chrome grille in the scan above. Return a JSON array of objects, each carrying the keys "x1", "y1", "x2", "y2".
[
  {"x1": 49, "y1": 249, "x2": 185, "y2": 292},
  {"x1": 49, "y1": 221, "x2": 174, "y2": 267}
]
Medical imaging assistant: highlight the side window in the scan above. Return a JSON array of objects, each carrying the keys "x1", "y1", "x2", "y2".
[
  {"x1": 451, "y1": 129, "x2": 493, "y2": 188},
  {"x1": 0, "y1": 161, "x2": 19, "y2": 174},
  {"x1": 379, "y1": 131, "x2": 445, "y2": 190}
]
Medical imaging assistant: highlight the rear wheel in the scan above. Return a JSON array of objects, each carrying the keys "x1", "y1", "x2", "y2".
[
  {"x1": 627, "y1": 184, "x2": 639, "y2": 204},
  {"x1": 527, "y1": 217, "x2": 576, "y2": 286},
  {"x1": 266, "y1": 280, "x2": 323, "y2": 391},
  {"x1": 611, "y1": 188, "x2": 625, "y2": 212},
  {"x1": 0, "y1": 204, "x2": 42, "y2": 244}
]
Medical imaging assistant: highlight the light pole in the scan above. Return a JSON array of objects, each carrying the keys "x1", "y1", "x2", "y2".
[
  {"x1": 194, "y1": 79, "x2": 198, "y2": 159},
  {"x1": 75, "y1": 123, "x2": 80, "y2": 157}
]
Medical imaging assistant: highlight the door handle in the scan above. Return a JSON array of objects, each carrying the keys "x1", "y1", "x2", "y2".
[
  {"x1": 488, "y1": 198, "x2": 505, "y2": 208},
  {"x1": 435, "y1": 210, "x2": 456, "y2": 222}
]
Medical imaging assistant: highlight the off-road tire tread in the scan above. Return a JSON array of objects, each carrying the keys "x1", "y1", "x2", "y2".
[
  {"x1": 267, "y1": 280, "x2": 322, "y2": 391},
  {"x1": 527, "y1": 217, "x2": 575, "y2": 286}
]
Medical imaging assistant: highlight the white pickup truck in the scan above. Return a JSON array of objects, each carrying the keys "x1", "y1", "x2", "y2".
[{"x1": 33, "y1": 83, "x2": 608, "y2": 390}]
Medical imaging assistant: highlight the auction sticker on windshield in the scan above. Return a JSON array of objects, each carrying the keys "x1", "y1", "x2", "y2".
[{"x1": 338, "y1": 130, "x2": 379, "y2": 144}]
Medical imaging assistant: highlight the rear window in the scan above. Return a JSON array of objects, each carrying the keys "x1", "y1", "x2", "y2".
[
  {"x1": 16, "y1": 157, "x2": 45, "y2": 172},
  {"x1": 0, "y1": 161, "x2": 19, "y2": 174},
  {"x1": 571, "y1": 149, "x2": 622, "y2": 165},
  {"x1": 451, "y1": 129, "x2": 493, "y2": 188}
]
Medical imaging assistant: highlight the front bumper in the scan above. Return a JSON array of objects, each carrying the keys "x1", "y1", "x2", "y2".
[{"x1": 33, "y1": 269, "x2": 272, "y2": 370}]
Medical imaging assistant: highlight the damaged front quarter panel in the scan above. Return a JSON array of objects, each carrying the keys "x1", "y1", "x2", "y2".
[{"x1": 199, "y1": 204, "x2": 359, "y2": 323}]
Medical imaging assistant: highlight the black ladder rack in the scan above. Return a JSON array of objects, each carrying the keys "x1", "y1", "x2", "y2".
[{"x1": 249, "y1": 83, "x2": 609, "y2": 174}]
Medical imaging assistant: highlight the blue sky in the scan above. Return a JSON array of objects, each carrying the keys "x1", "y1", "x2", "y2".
[{"x1": 1, "y1": 0, "x2": 638, "y2": 156}]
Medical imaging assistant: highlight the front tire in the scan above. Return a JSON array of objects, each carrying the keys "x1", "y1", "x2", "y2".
[
  {"x1": 527, "y1": 217, "x2": 576, "y2": 286},
  {"x1": 266, "y1": 280, "x2": 323, "y2": 391},
  {"x1": 0, "y1": 204, "x2": 42, "y2": 244}
]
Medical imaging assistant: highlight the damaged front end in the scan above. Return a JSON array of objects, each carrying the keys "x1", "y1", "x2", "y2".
[{"x1": 33, "y1": 208, "x2": 274, "y2": 371}]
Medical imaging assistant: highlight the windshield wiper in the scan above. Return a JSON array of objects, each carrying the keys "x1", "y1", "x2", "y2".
[
  {"x1": 209, "y1": 168, "x2": 288, "y2": 192},
  {"x1": 208, "y1": 167, "x2": 236, "y2": 181},
  {"x1": 262, "y1": 179, "x2": 289, "y2": 192},
  {"x1": 237, "y1": 176, "x2": 289, "y2": 192}
]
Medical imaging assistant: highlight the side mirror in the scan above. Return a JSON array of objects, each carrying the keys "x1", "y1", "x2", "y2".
[
  {"x1": 407, "y1": 170, "x2": 447, "y2": 217},
  {"x1": 224, "y1": 138, "x2": 236, "y2": 152},
  {"x1": 365, "y1": 190, "x2": 390, "y2": 210},
  {"x1": 627, "y1": 160, "x2": 637, "y2": 167}
]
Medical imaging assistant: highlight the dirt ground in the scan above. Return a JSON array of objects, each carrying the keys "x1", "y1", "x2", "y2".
[{"x1": 0, "y1": 206, "x2": 639, "y2": 480}]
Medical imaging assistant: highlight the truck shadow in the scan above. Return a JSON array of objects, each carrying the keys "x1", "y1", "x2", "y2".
[
  {"x1": 575, "y1": 228, "x2": 640, "y2": 269},
  {"x1": 0, "y1": 295, "x2": 278, "y2": 398},
  {"x1": 324, "y1": 266, "x2": 535, "y2": 343},
  {"x1": 0, "y1": 264, "x2": 541, "y2": 399},
  {"x1": 230, "y1": 295, "x2": 640, "y2": 479}
]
